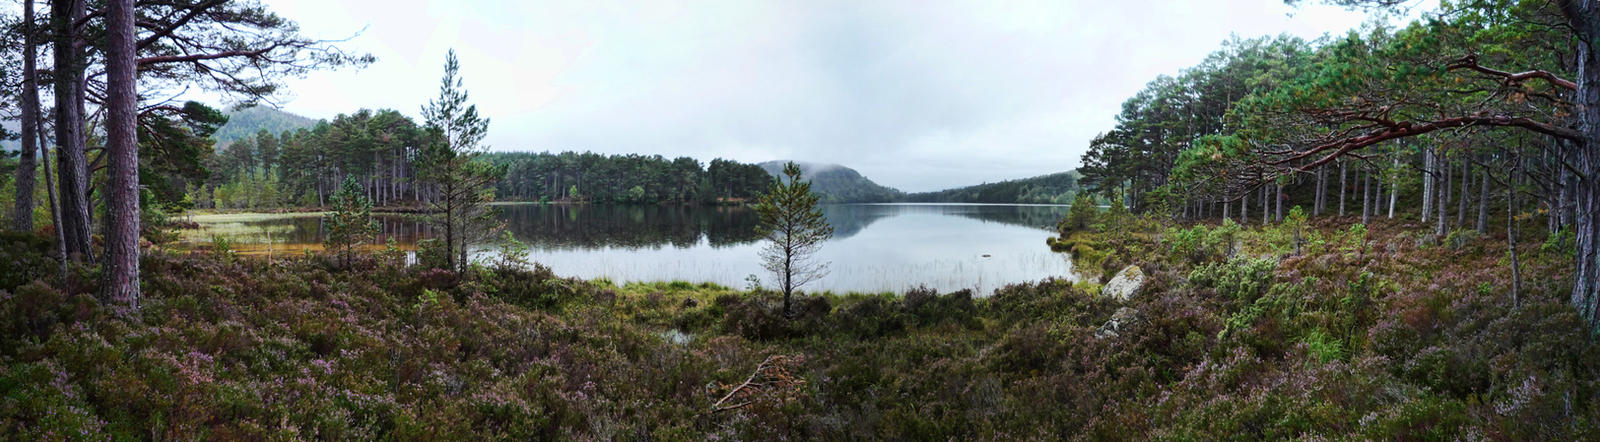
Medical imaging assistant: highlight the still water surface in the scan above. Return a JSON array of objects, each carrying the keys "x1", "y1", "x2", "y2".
[{"x1": 180, "y1": 204, "x2": 1074, "y2": 294}]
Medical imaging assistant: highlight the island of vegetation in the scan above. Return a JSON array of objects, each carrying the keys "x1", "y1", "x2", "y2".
[{"x1": 1, "y1": 0, "x2": 1599, "y2": 439}]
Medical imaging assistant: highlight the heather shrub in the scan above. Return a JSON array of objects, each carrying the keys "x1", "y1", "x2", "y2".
[
  {"x1": 479, "y1": 262, "x2": 579, "y2": 311},
  {"x1": 0, "y1": 232, "x2": 55, "y2": 290},
  {"x1": 2, "y1": 216, "x2": 1597, "y2": 439},
  {"x1": 902, "y1": 286, "x2": 978, "y2": 328},
  {"x1": 834, "y1": 295, "x2": 909, "y2": 338},
  {"x1": 1444, "y1": 228, "x2": 1480, "y2": 251},
  {"x1": 0, "y1": 282, "x2": 95, "y2": 346},
  {"x1": 0, "y1": 360, "x2": 110, "y2": 439},
  {"x1": 987, "y1": 278, "x2": 1105, "y2": 325},
  {"x1": 720, "y1": 296, "x2": 793, "y2": 340}
]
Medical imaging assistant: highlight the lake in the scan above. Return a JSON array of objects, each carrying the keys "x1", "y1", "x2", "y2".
[{"x1": 178, "y1": 203, "x2": 1075, "y2": 295}]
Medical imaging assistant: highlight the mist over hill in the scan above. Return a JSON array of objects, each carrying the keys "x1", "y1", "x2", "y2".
[
  {"x1": 758, "y1": 161, "x2": 904, "y2": 203},
  {"x1": 213, "y1": 106, "x2": 320, "y2": 145}
]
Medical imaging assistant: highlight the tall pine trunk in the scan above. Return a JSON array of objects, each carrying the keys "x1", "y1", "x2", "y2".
[
  {"x1": 1511, "y1": 152, "x2": 1523, "y2": 308},
  {"x1": 35, "y1": 103, "x2": 67, "y2": 283},
  {"x1": 1424, "y1": 148, "x2": 1435, "y2": 223},
  {"x1": 1313, "y1": 168, "x2": 1323, "y2": 216},
  {"x1": 1241, "y1": 190, "x2": 1248, "y2": 225},
  {"x1": 11, "y1": 0, "x2": 39, "y2": 232},
  {"x1": 1436, "y1": 153, "x2": 1449, "y2": 236},
  {"x1": 102, "y1": 0, "x2": 140, "y2": 308},
  {"x1": 1457, "y1": 158, "x2": 1468, "y2": 229},
  {"x1": 1567, "y1": 0, "x2": 1600, "y2": 334},
  {"x1": 1275, "y1": 181, "x2": 1283, "y2": 222},
  {"x1": 1362, "y1": 167, "x2": 1372, "y2": 224},
  {"x1": 1477, "y1": 158, "x2": 1489, "y2": 234},
  {"x1": 1388, "y1": 152, "x2": 1399, "y2": 218},
  {"x1": 1260, "y1": 185, "x2": 1268, "y2": 224},
  {"x1": 53, "y1": 0, "x2": 93, "y2": 260},
  {"x1": 1339, "y1": 161, "x2": 1347, "y2": 217}
]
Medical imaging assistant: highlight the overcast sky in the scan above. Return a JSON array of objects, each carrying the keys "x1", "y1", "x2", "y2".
[{"x1": 247, "y1": 0, "x2": 1424, "y2": 192}]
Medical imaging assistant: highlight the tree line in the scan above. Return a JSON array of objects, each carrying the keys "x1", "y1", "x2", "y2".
[
  {"x1": 1078, "y1": 0, "x2": 1600, "y2": 332},
  {"x1": 485, "y1": 152, "x2": 774, "y2": 204},
  {"x1": 0, "y1": 0, "x2": 371, "y2": 307},
  {"x1": 903, "y1": 171, "x2": 1079, "y2": 204},
  {"x1": 196, "y1": 131, "x2": 779, "y2": 209},
  {"x1": 198, "y1": 109, "x2": 429, "y2": 210},
  {"x1": 0, "y1": 0, "x2": 516, "y2": 308}
]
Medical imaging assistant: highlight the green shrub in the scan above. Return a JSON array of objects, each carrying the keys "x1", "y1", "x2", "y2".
[
  {"x1": 1303, "y1": 328, "x2": 1344, "y2": 363},
  {"x1": 1444, "y1": 229, "x2": 1480, "y2": 251},
  {"x1": 1541, "y1": 226, "x2": 1575, "y2": 255},
  {"x1": 1188, "y1": 257, "x2": 1277, "y2": 302},
  {"x1": 1271, "y1": 206, "x2": 1313, "y2": 255},
  {"x1": 1336, "y1": 223, "x2": 1369, "y2": 255},
  {"x1": 416, "y1": 238, "x2": 450, "y2": 270},
  {"x1": 210, "y1": 235, "x2": 236, "y2": 264},
  {"x1": 1060, "y1": 193, "x2": 1099, "y2": 234},
  {"x1": 1163, "y1": 219, "x2": 1240, "y2": 264}
]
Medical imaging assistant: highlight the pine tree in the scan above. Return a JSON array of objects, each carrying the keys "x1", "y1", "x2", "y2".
[
  {"x1": 754, "y1": 162, "x2": 834, "y2": 318},
  {"x1": 102, "y1": 0, "x2": 141, "y2": 309},
  {"x1": 323, "y1": 176, "x2": 378, "y2": 267},
  {"x1": 418, "y1": 50, "x2": 504, "y2": 273}
]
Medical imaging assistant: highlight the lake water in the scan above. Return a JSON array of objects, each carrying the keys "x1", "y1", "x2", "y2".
[{"x1": 179, "y1": 203, "x2": 1075, "y2": 295}]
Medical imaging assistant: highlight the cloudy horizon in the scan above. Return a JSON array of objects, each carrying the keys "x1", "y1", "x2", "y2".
[{"x1": 232, "y1": 0, "x2": 1429, "y2": 193}]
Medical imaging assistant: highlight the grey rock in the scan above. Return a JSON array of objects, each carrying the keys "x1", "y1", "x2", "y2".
[
  {"x1": 1096, "y1": 307, "x2": 1138, "y2": 339},
  {"x1": 1103, "y1": 265, "x2": 1146, "y2": 301}
]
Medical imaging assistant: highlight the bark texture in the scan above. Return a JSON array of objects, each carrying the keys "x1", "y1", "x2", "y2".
[
  {"x1": 1566, "y1": 0, "x2": 1600, "y2": 333},
  {"x1": 11, "y1": 0, "x2": 39, "y2": 232},
  {"x1": 52, "y1": 0, "x2": 93, "y2": 260},
  {"x1": 102, "y1": 0, "x2": 141, "y2": 308}
]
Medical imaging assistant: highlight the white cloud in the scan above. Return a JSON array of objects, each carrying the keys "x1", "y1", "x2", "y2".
[{"x1": 241, "y1": 0, "x2": 1428, "y2": 192}]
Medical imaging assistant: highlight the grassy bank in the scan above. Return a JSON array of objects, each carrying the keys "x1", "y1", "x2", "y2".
[{"x1": 0, "y1": 210, "x2": 1596, "y2": 439}]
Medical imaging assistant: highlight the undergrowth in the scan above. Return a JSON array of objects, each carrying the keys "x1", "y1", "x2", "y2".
[{"x1": 0, "y1": 209, "x2": 1595, "y2": 439}]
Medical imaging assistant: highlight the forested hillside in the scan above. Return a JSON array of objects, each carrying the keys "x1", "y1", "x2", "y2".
[
  {"x1": 904, "y1": 171, "x2": 1078, "y2": 204},
  {"x1": 485, "y1": 152, "x2": 773, "y2": 204},
  {"x1": 5, "y1": 0, "x2": 1600, "y2": 439},
  {"x1": 758, "y1": 161, "x2": 903, "y2": 203},
  {"x1": 199, "y1": 109, "x2": 423, "y2": 210},
  {"x1": 1075, "y1": 2, "x2": 1600, "y2": 331},
  {"x1": 205, "y1": 114, "x2": 778, "y2": 209},
  {"x1": 212, "y1": 106, "x2": 319, "y2": 145}
]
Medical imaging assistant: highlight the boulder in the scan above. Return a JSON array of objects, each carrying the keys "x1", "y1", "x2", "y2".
[
  {"x1": 1103, "y1": 265, "x2": 1146, "y2": 301},
  {"x1": 1095, "y1": 307, "x2": 1138, "y2": 339}
]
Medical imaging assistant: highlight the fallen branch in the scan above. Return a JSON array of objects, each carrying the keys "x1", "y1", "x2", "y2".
[{"x1": 711, "y1": 355, "x2": 802, "y2": 413}]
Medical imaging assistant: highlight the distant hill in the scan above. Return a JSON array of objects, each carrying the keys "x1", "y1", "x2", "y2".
[
  {"x1": 758, "y1": 161, "x2": 903, "y2": 203},
  {"x1": 903, "y1": 171, "x2": 1079, "y2": 204},
  {"x1": 213, "y1": 106, "x2": 320, "y2": 144}
]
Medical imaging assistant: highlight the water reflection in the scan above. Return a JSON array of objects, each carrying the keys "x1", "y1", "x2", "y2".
[
  {"x1": 180, "y1": 203, "x2": 1074, "y2": 294},
  {"x1": 499, "y1": 205, "x2": 763, "y2": 249}
]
